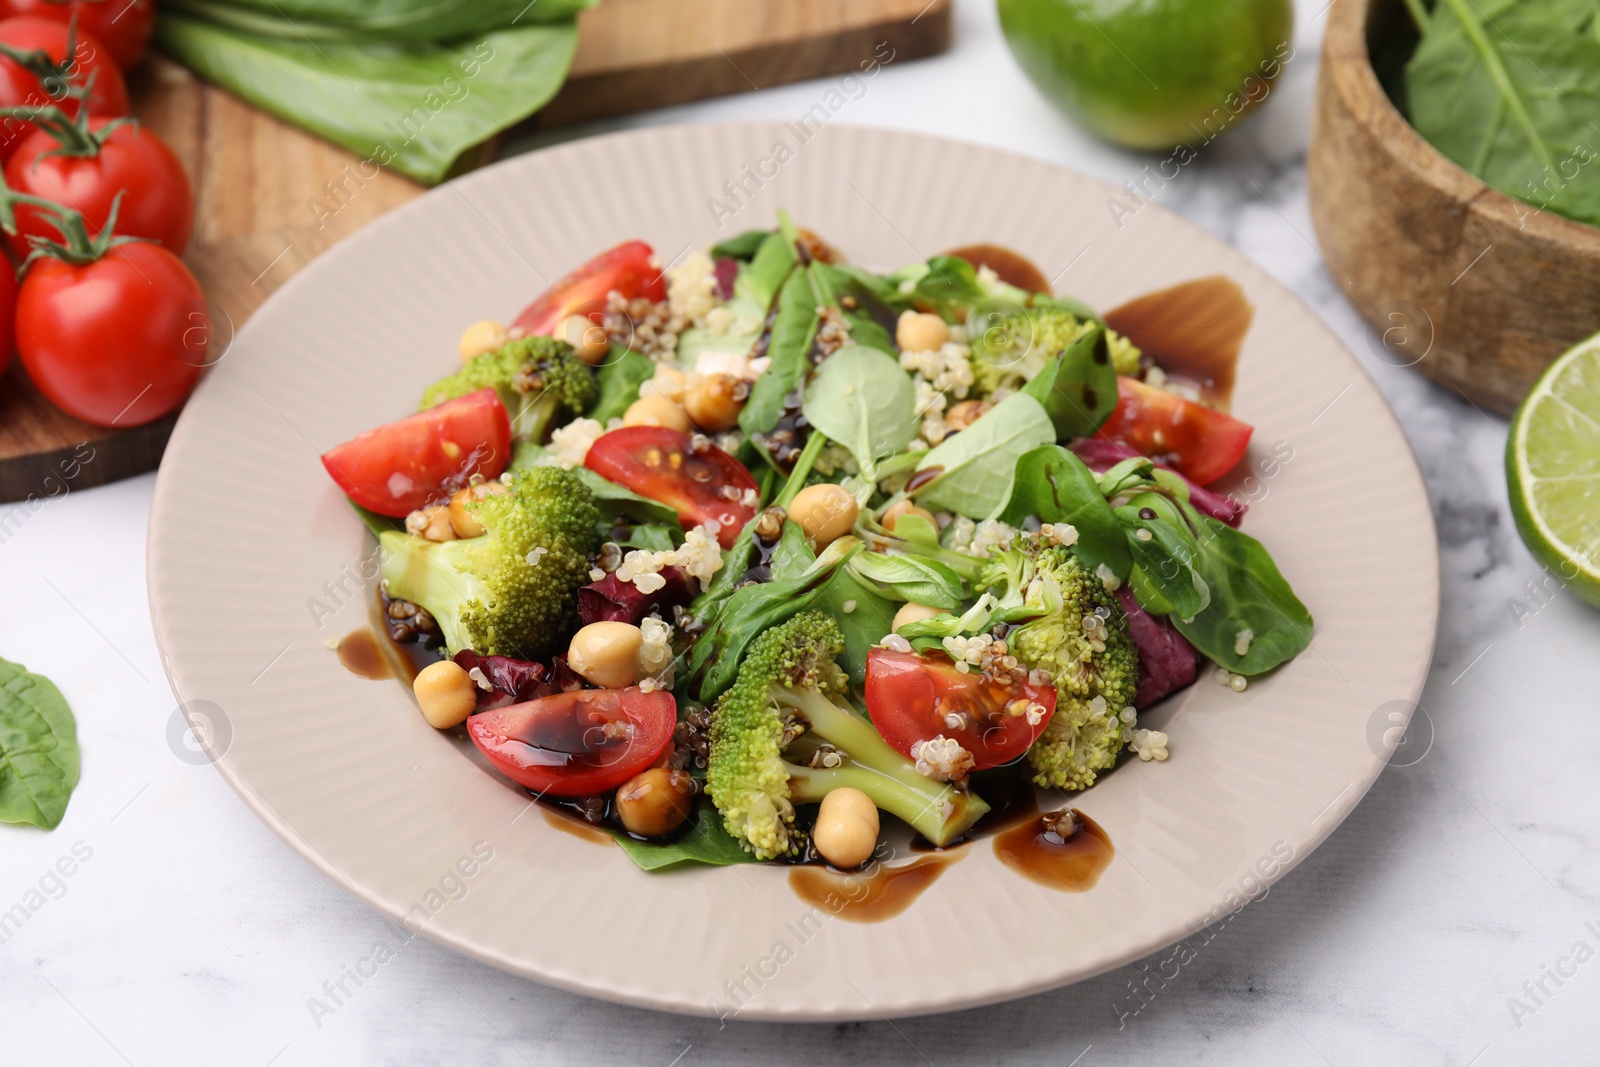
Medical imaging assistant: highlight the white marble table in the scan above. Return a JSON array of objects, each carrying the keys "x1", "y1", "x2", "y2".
[{"x1": 4, "y1": 1, "x2": 1596, "y2": 1063}]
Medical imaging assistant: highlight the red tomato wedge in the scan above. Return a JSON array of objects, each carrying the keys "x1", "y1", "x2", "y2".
[
  {"x1": 467, "y1": 687, "x2": 676, "y2": 797},
  {"x1": 1097, "y1": 376, "x2": 1253, "y2": 486},
  {"x1": 512, "y1": 240, "x2": 666, "y2": 338},
  {"x1": 584, "y1": 426, "x2": 758, "y2": 548},
  {"x1": 321, "y1": 389, "x2": 510, "y2": 517},
  {"x1": 865, "y1": 649, "x2": 1057, "y2": 770}
]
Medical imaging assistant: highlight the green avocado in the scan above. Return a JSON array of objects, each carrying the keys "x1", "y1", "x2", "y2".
[{"x1": 997, "y1": 0, "x2": 1295, "y2": 150}]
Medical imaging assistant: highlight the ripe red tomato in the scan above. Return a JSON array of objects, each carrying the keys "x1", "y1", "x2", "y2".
[
  {"x1": 16, "y1": 242, "x2": 204, "y2": 427},
  {"x1": 0, "y1": 0, "x2": 153, "y2": 70},
  {"x1": 865, "y1": 648, "x2": 1057, "y2": 770},
  {"x1": 0, "y1": 253, "x2": 14, "y2": 376},
  {"x1": 512, "y1": 240, "x2": 666, "y2": 338},
  {"x1": 467, "y1": 687, "x2": 676, "y2": 798},
  {"x1": 321, "y1": 389, "x2": 511, "y2": 517},
  {"x1": 6, "y1": 118, "x2": 192, "y2": 258},
  {"x1": 0, "y1": 18, "x2": 127, "y2": 159},
  {"x1": 1097, "y1": 376, "x2": 1253, "y2": 485},
  {"x1": 584, "y1": 426, "x2": 758, "y2": 548}
]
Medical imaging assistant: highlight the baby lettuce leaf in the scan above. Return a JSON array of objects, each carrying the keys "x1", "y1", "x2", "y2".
[
  {"x1": 0, "y1": 657, "x2": 79, "y2": 830},
  {"x1": 1405, "y1": 0, "x2": 1600, "y2": 228},
  {"x1": 1115, "y1": 493, "x2": 1210, "y2": 621},
  {"x1": 164, "y1": 0, "x2": 591, "y2": 40},
  {"x1": 1000, "y1": 445, "x2": 1130, "y2": 580},
  {"x1": 815, "y1": 568, "x2": 897, "y2": 684},
  {"x1": 733, "y1": 231, "x2": 798, "y2": 309},
  {"x1": 155, "y1": 13, "x2": 580, "y2": 183},
  {"x1": 913, "y1": 393, "x2": 1056, "y2": 519},
  {"x1": 1172, "y1": 506, "x2": 1313, "y2": 675},
  {"x1": 1021, "y1": 324, "x2": 1118, "y2": 439},
  {"x1": 739, "y1": 267, "x2": 820, "y2": 435},
  {"x1": 610, "y1": 798, "x2": 757, "y2": 870},
  {"x1": 590, "y1": 348, "x2": 654, "y2": 424},
  {"x1": 846, "y1": 552, "x2": 967, "y2": 610},
  {"x1": 802, "y1": 345, "x2": 919, "y2": 479}
]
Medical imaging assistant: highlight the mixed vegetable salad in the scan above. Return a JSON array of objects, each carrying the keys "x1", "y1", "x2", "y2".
[{"x1": 321, "y1": 214, "x2": 1312, "y2": 872}]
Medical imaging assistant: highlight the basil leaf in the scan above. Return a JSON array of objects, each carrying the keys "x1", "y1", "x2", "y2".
[
  {"x1": 589, "y1": 347, "x2": 654, "y2": 424},
  {"x1": 710, "y1": 229, "x2": 771, "y2": 262},
  {"x1": 1021, "y1": 324, "x2": 1118, "y2": 438},
  {"x1": 165, "y1": 0, "x2": 591, "y2": 39},
  {"x1": 1173, "y1": 505, "x2": 1313, "y2": 675},
  {"x1": 739, "y1": 268, "x2": 819, "y2": 435},
  {"x1": 801, "y1": 345, "x2": 919, "y2": 479},
  {"x1": 155, "y1": 13, "x2": 580, "y2": 184},
  {"x1": 815, "y1": 568, "x2": 897, "y2": 684},
  {"x1": 1000, "y1": 445, "x2": 1130, "y2": 579},
  {"x1": 0, "y1": 658, "x2": 79, "y2": 830},
  {"x1": 1115, "y1": 494, "x2": 1209, "y2": 620},
  {"x1": 1406, "y1": 0, "x2": 1600, "y2": 228},
  {"x1": 611, "y1": 797, "x2": 757, "y2": 869},
  {"x1": 846, "y1": 552, "x2": 966, "y2": 610},
  {"x1": 913, "y1": 393, "x2": 1056, "y2": 519},
  {"x1": 733, "y1": 231, "x2": 798, "y2": 309}
]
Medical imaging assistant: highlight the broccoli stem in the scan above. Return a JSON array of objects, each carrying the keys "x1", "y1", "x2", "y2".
[
  {"x1": 774, "y1": 430, "x2": 829, "y2": 509},
  {"x1": 779, "y1": 688, "x2": 990, "y2": 845}
]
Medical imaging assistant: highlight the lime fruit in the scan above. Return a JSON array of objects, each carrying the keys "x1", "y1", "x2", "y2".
[
  {"x1": 997, "y1": 0, "x2": 1295, "y2": 151},
  {"x1": 1507, "y1": 329, "x2": 1600, "y2": 609}
]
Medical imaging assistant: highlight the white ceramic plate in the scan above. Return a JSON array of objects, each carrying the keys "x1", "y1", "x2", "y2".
[{"x1": 147, "y1": 123, "x2": 1438, "y2": 1020}]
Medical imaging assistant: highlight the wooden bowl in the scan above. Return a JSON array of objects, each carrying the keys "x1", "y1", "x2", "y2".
[{"x1": 1307, "y1": 0, "x2": 1600, "y2": 416}]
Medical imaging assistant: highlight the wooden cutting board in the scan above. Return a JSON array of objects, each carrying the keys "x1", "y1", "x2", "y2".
[{"x1": 0, "y1": 0, "x2": 952, "y2": 504}]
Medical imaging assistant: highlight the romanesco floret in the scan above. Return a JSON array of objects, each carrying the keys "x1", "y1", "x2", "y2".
[
  {"x1": 705, "y1": 612, "x2": 988, "y2": 859},
  {"x1": 378, "y1": 467, "x2": 600, "y2": 659},
  {"x1": 977, "y1": 538, "x2": 1140, "y2": 791},
  {"x1": 969, "y1": 308, "x2": 1142, "y2": 396},
  {"x1": 420, "y1": 336, "x2": 598, "y2": 442}
]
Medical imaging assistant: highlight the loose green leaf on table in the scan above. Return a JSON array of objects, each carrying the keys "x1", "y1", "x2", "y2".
[
  {"x1": 999, "y1": 444, "x2": 1130, "y2": 579},
  {"x1": 156, "y1": 12, "x2": 585, "y2": 183},
  {"x1": 802, "y1": 345, "x2": 919, "y2": 479},
  {"x1": 912, "y1": 392, "x2": 1056, "y2": 519},
  {"x1": 0, "y1": 657, "x2": 79, "y2": 830},
  {"x1": 1405, "y1": 0, "x2": 1600, "y2": 228}
]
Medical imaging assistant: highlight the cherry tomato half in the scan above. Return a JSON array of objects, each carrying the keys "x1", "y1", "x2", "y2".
[
  {"x1": 467, "y1": 686, "x2": 676, "y2": 798},
  {"x1": 0, "y1": 0, "x2": 153, "y2": 70},
  {"x1": 0, "y1": 17, "x2": 127, "y2": 159},
  {"x1": 16, "y1": 242, "x2": 202, "y2": 427},
  {"x1": 512, "y1": 240, "x2": 666, "y2": 338},
  {"x1": 1096, "y1": 375, "x2": 1253, "y2": 486},
  {"x1": 7, "y1": 117, "x2": 193, "y2": 259},
  {"x1": 865, "y1": 648, "x2": 1057, "y2": 771},
  {"x1": 321, "y1": 389, "x2": 511, "y2": 517},
  {"x1": 584, "y1": 426, "x2": 758, "y2": 549}
]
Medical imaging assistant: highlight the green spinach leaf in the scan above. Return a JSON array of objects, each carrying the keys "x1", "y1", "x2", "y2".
[
  {"x1": 1000, "y1": 445, "x2": 1130, "y2": 579},
  {"x1": 815, "y1": 568, "x2": 897, "y2": 684},
  {"x1": 165, "y1": 0, "x2": 590, "y2": 39},
  {"x1": 0, "y1": 658, "x2": 79, "y2": 830},
  {"x1": 1115, "y1": 493, "x2": 1210, "y2": 620},
  {"x1": 801, "y1": 345, "x2": 919, "y2": 479},
  {"x1": 710, "y1": 230, "x2": 771, "y2": 261},
  {"x1": 846, "y1": 552, "x2": 966, "y2": 610},
  {"x1": 1021, "y1": 324, "x2": 1118, "y2": 438},
  {"x1": 739, "y1": 267, "x2": 819, "y2": 435},
  {"x1": 913, "y1": 393, "x2": 1056, "y2": 519},
  {"x1": 732, "y1": 231, "x2": 798, "y2": 309},
  {"x1": 589, "y1": 347, "x2": 654, "y2": 424}
]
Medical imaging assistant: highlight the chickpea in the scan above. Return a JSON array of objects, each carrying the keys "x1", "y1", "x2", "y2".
[
  {"x1": 622, "y1": 395, "x2": 693, "y2": 433},
  {"x1": 458, "y1": 319, "x2": 508, "y2": 363},
  {"x1": 406, "y1": 505, "x2": 456, "y2": 542},
  {"x1": 448, "y1": 480, "x2": 509, "y2": 538},
  {"x1": 892, "y1": 602, "x2": 944, "y2": 632},
  {"x1": 567, "y1": 621, "x2": 644, "y2": 689},
  {"x1": 640, "y1": 364, "x2": 687, "y2": 403},
  {"x1": 896, "y1": 310, "x2": 949, "y2": 353},
  {"x1": 789, "y1": 483, "x2": 858, "y2": 547},
  {"x1": 558, "y1": 313, "x2": 611, "y2": 365},
  {"x1": 681, "y1": 373, "x2": 747, "y2": 431},
  {"x1": 945, "y1": 399, "x2": 991, "y2": 431},
  {"x1": 413, "y1": 660, "x2": 476, "y2": 729},
  {"x1": 881, "y1": 499, "x2": 936, "y2": 532},
  {"x1": 615, "y1": 767, "x2": 695, "y2": 838},
  {"x1": 812, "y1": 787, "x2": 879, "y2": 869}
]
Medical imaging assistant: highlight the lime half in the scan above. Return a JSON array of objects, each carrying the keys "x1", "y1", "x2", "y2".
[{"x1": 1508, "y1": 330, "x2": 1600, "y2": 608}]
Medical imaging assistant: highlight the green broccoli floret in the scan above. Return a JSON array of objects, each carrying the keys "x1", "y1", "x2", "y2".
[
  {"x1": 977, "y1": 538, "x2": 1139, "y2": 791},
  {"x1": 970, "y1": 308, "x2": 1142, "y2": 396},
  {"x1": 419, "y1": 336, "x2": 598, "y2": 442},
  {"x1": 705, "y1": 612, "x2": 989, "y2": 859},
  {"x1": 378, "y1": 467, "x2": 600, "y2": 658}
]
